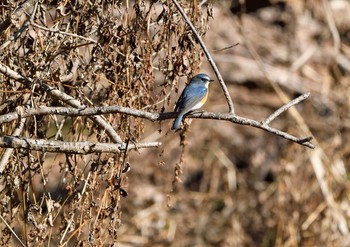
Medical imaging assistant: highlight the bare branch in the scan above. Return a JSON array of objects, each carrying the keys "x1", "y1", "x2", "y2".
[
  {"x1": 0, "y1": 136, "x2": 161, "y2": 154},
  {"x1": 0, "y1": 215, "x2": 26, "y2": 247},
  {"x1": 262, "y1": 92, "x2": 310, "y2": 125},
  {"x1": 171, "y1": 0, "x2": 235, "y2": 114},
  {"x1": 0, "y1": 117, "x2": 26, "y2": 173},
  {"x1": 0, "y1": 93, "x2": 315, "y2": 149},
  {"x1": 31, "y1": 22, "x2": 98, "y2": 44},
  {"x1": 0, "y1": 63, "x2": 123, "y2": 144},
  {"x1": 212, "y1": 43, "x2": 240, "y2": 52},
  {"x1": 0, "y1": 105, "x2": 159, "y2": 124},
  {"x1": 189, "y1": 112, "x2": 314, "y2": 149}
]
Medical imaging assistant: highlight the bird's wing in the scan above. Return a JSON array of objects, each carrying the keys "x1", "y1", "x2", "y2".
[{"x1": 174, "y1": 85, "x2": 207, "y2": 114}]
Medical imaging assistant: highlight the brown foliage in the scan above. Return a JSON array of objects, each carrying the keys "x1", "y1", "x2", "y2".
[
  {"x1": 0, "y1": 0, "x2": 349, "y2": 246},
  {"x1": 0, "y1": 0, "x2": 209, "y2": 245}
]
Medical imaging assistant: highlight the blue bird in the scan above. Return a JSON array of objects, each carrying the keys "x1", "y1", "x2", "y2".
[{"x1": 172, "y1": 73, "x2": 213, "y2": 131}]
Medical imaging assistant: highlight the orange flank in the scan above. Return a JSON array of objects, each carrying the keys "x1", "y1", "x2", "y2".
[
  {"x1": 200, "y1": 89, "x2": 209, "y2": 104},
  {"x1": 194, "y1": 88, "x2": 209, "y2": 110}
]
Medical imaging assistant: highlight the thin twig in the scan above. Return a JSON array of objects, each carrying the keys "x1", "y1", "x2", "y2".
[
  {"x1": 263, "y1": 92, "x2": 310, "y2": 125},
  {"x1": 0, "y1": 117, "x2": 27, "y2": 173},
  {"x1": 60, "y1": 172, "x2": 91, "y2": 244},
  {"x1": 0, "y1": 215, "x2": 26, "y2": 247},
  {"x1": 212, "y1": 43, "x2": 239, "y2": 52},
  {"x1": 0, "y1": 95, "x2": 30, "y2": 173},
  {"x1": 234, "y1": 18, "x2": 317, "y2": 146},
  {"x1": 31, "y1": 22, "x2": 98, "y2": 44},
  {"x1": 0, "y1": 93, "x2": 315, "y2": 148},
  {"x1": 171, "y1": 0, "x2": 235, "y2": 114},
  {"x1": 0, "y1": 105, "x2": 158, "y2": 124},
  {"x1": 0, "y1": 62, "x2": 123, "y2": 144},
  {"x1": 0, "y1": 136, "x2": 161, "y2": 154},
  {"x1": 60, "y1": 213, "x2": 74, "y2": 244}
]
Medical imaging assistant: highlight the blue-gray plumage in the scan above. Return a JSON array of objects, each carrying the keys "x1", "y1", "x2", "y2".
[{"x1": 172, "y1": 73, "x2": 213, "y2": 131}]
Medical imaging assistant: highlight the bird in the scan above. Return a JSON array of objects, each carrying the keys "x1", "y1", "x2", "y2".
[{"x1": 172, "y1": 73, "x2": 214, "y2": 131}]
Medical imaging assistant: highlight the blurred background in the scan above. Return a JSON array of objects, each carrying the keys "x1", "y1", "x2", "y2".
[{"x1": 121, "y1": 0, "x2": 350, "y2": 246}]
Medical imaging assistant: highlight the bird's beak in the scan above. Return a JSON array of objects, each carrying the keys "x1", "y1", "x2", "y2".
[{"x1": 209, "y1": 79, "x2": 214, "y2": 82}]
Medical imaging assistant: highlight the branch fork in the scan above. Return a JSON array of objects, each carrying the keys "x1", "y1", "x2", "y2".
[
  {"x1": 0, "y1": 92, "x2": 314, "y2": 150},
  {"x1": 0, "y1": 1, "x2": 315, "y2": 158}
]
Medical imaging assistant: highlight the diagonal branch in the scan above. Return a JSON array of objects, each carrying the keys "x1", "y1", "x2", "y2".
[
  {"x1": 0, "y1": 215, "x2": 26, "y2": 247},
  {"x1": 0, "y1": 93, "x2": 315, "y2": 149},
  {"x1": 0, "y1": 136, "x2": 161, "y2": 154},
  {"x1": 189, "y1": 112, "x2": 314, "y2": 148},
  {"x1": 262, "y1": 92, "x2": 310, "y2": 125},
  {"x1": 171, "y1": 0, "x2": 235, "y2": 114},
  {"x1": 0, "y1": 63, "x2": 123, "y2": 144},
  {"x1": 0, "y1": 117, "x2": 26, "y2": 173}
]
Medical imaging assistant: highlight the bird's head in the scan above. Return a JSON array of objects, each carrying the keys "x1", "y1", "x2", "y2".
[{"x1": 192, "y1": 73, "x2": 214, "y2": 85}]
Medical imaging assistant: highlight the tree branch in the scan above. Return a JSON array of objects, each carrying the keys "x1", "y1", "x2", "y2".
[
  {"x1": 0, "y1": 62, "x2": 123, "y2": 144},
  {"x1": 0, "y1": 116, "x2": 26, "y2": 173},
  {"x1": 171, "y1": 0, "x2": 235, "y2": 114},
  {"x1": 0, "y1": 93, "x2": 315, "y2": 149},
  {"x1": 0, "y1": 215, "x2": 26, "y2": 247},
  {"x1": 0, "y1": 136, "x2": 161, "y2": 154},
  {"x1": 31, "y1": 22, "x2": 98, "y2": 44},
  {"x1": 262, "y1": 92, "x2": 310, "y2": 125},
  {"x1": 0, "y1": 105, "x2": 160, "y2": 124}
]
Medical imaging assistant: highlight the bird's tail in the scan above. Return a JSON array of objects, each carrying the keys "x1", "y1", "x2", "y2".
[{"x1": 172, "y1": 114, "x2": 184, "y2": 131}]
